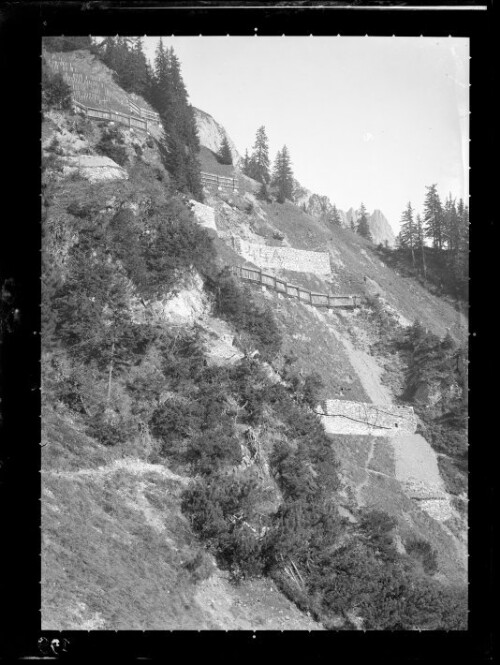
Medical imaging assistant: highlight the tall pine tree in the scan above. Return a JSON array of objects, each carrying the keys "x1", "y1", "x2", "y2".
[
  {"x1": 415, "y1": 213, "x2": 428, "y2": 281},
  {"x1": 217, "y1": 133, "x2": 233, "y2": 165},
  {"x1": 423, "y1": 184, "x2": 444, "y2": 250},
  {"x1": 151, "y1": 42, "x2": 202, "y2": 200},
  {"x1": 330, "y1": 204, "x2": 342, "y2": 227},
  {"x1": 248, "y1": 126, "x2": 270, "y2": 184},
  {"x1": 357, "y1": 203, "x2": 372, "y2": 241},
  {"x1": 272, "y1": 145, "x2": 294, "y2": 203},
  {"x1": 399, "y1": 202, "x2": 417, "y2": 267}
]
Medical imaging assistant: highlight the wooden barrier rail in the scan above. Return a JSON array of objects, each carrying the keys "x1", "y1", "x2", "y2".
[
  {"x1": 45, "y1": 55, "x2": 161, "y2": 125},
  {"x1": 230, "y1": 265, "x2": 363, "y2": 309},
  {"x1": 73, "y1": 100, "x2": 152, "y2": 133},
  {"x1": 201, "y1": 171, "x2": 237, "y2": 190}
]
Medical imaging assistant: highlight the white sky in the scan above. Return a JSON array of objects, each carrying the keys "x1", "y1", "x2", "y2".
[{"x1": 141, "y1": 36, "x2": 469, "y2": 232}]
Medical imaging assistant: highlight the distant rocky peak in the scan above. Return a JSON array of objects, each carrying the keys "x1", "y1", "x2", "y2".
[{"x1": 193, "y1": 107, "x2": 241, "y2": 167}]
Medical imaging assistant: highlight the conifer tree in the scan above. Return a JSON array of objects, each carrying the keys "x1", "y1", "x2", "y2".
[
  {"x1": 331, "y1": 204, "x2": 342, "y2": 227},
  {"x1": 399, "y1": 202, "x2": 417, "y2": 267},
  {"x1": 150, "y1": 42, "x2": 202, "y2": 200},
  {"x1": 217, "y1": 134, "x2": 233, "y2": 165},
  {"x1": 443, "y1": 195, "x2": 458, "y2": 252},
  {"x1": 357, "y1": 203, "x2": 373, "y2": 241},
  {"x1": 272, "y1": 145, "x2": 294, "y2": 203},
  {"x1": 242, "y1": 149, "x2": 251, "y2": 175},
  {"x1": 415, "y1": 213, "x2": 427, "y2": 281},
  {"x1": 423, "y1": 184, "x2": 444, "y2": 250},
  {"x1": 249, "y1": 126, "x2": 270, "y2": 184}
]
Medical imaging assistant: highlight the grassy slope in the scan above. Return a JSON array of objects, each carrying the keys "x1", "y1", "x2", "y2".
[
  {"x1": 198, "y1": 145, "x2": 236, "y2": 178},
  {"x1": 258, "y1": 200, "x2": 467, "y2": 342},
  {"x1": 42, "y1": 409, "x2": 321, "y2": 630}
]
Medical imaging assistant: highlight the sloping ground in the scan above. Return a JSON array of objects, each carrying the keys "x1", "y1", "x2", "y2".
[
  {"x1": 198, "y1": 145, "x2": 237, "y2": 178},
  {"x1": 202, "y1": 179, "x2": 466, "y2": 343},
  {"x1": 247, "y1": 283, "x2": 466, "y2": 585},
  {"x1": 243, "y1": 199, "x2": 467, "y2": 343},
  {"x1": 44, "y1": 49, "x2": 157, "y2": 118},
  {"x1": 41, "y1": 410, "x2": 321, "y2": 630}
]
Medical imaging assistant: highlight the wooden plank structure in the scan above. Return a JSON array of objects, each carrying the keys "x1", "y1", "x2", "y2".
[
  {"x1": 201, "y1": 171, "x2": 238, "y2": 191},
  {"x1": 73, "y1": 100, "x2": 153, "y2": 133},
  {"x1": 230, "y1": 265, "x2": 362, "y2": 309},
  {"x1": 45, "y1": 53, "x2": 161, "y2": 131}
]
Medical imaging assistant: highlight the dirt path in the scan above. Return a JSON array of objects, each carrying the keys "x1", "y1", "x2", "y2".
[
  {"x1": 355, "y1": 437, "x2": 376, "y2": 507},
  {"x1": 328, "y1": 325, "x2": 393, "y2": 405},
  {"x1": 43, "y1": 458, "x2": 189, "y2": 485},
  {"x1": 390, "y1": 433, "x2": 453, "y2": 522}
]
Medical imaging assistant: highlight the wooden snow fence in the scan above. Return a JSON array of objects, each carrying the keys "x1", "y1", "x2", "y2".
[{"x1": 230, "y1": 266, "x2": 362, "y2": 309}]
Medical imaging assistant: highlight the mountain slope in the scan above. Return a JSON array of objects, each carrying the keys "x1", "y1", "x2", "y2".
[{"x1": 41, "y1": 54, "x2": 467, "y2": 631}]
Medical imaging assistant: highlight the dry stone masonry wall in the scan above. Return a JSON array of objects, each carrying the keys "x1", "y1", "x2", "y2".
[
  {"x1": 234, "y1": 238, "x2": 331, "y2": 276},
  {"x1": 319, "y1": 399, "x2": 417, "y2": 437}
]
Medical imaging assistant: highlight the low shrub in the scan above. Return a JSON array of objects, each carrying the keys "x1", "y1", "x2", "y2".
[
  {"x1": 95, "y1": 126, "x2": 129, "y2": 167},
  {"x1": 86, "y1": 412, "x2": 136, "y2": 447},
  {"x1": 208, "y1": 269, "x2": 282, "y2": 361},
  {"x1": 405, "y1": 537, "x2": 439, "y2": 575},
  {"x1": 186, "y1": 425, "x2": 242, "y2": 476},
  {"x1": 42, "y1": 59, "x2": 72, "y2": 111},
  {"x1": 181, "y1": 472, "x2": 264, "y2": 578},
  {"x1": 182, "y1": 550, "x2": 215, "y2": 583}
]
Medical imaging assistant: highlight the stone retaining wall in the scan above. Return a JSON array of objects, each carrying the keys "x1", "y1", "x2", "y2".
[
  {"x1": 319, "y1": 399, "x2": 417, "y2": 436},
  {"x1": 234, "y1": 238, "x2": 331, "y2": 275}
]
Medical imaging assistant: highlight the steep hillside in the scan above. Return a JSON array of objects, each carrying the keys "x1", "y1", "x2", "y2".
[
  {"x1": 44, "y1": 49, "x2": 162, "y2": 140},
  {"x1": 296, "y1": 189, "x2": 395, "y2": 247},
  {"x1": 42, "y1": 55, "x2": 467, "y2": 631}
]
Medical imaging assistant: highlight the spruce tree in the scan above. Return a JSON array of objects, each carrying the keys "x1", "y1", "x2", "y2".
[
  {"x1": 217, "y1": 134, "x2": 233, "y2": 165},
  {"x1": 415, "y1": 214, "x2": 427, "y2": 281},
  {"x1": 423, "y1": 184, "x2": 444, "y2": 251},
  {"x1": 249, "y1": 126, "x2": 270, "y2": 184},
  {"x1": 399, "y1": 202, "x2": 417, "y2": 268},
  {"x1": 272, "y1": 145, "x2": 294, "y2": 204},
  {"x1": 331, "y1": 204, "x2": 342, "y2": 227},
  {"x1": 151, "y1": 43, "x2": 202, "y2": 200},
  {"x1": 242, "y1": 149, "x2": 251, "y2": 175},
  {"x1": 443, "y1": 195, "x2": 458, "y2": 252},
  {"x1": 357, "y1": 203, "x2": 373, "y2": 241}
]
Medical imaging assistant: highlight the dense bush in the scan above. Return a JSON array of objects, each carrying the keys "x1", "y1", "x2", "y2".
[
  {"x1": 208, "y1": 269, "x2": 282, "y2": 361},
  {"x1": 181, "y1": 472, "x2": 265, "y2": 578},
  {"x1": 405, "y1": 537, "x2": 439, "y2": 575},
  {"x1": 42, "y1": 59, "x2": 73, "y2": 111},
  {"x1": 95, "y1": 126, "x2": 129, "y2": 166},
  {"x1": 86, "y1": 412, "x2": 136, "y2": 447},
  {"x1": 140, "y1": 199, "x2": 217, "y2": 298}
]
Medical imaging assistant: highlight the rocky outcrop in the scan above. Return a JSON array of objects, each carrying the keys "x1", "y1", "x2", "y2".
[
  {"x1": 62, "y1": 155, "x2": 128, "y2": 183},
  {"x1": 369, "y1": 209, "x2": 395, "y2": 248},
  {"x1": 344, "y1": 207, "x2": 395, "y2": 247},
  {"x1": 193, "y1": 107, "x2": 241, "y2": 166}
]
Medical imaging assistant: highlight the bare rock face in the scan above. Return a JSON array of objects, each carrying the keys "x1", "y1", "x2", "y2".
[
  {"x1": 369, "y1": 209, "x2": 395, "y2": 248},
  {"x1": 62, "y1": 155, "x2": 128, "y2": 183},
  {"x1": 193, "y1": 107, "x2": 241, "y2": 166}
]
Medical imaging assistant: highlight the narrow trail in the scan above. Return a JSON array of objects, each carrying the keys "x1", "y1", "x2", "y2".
[
  {"x1": 42, "y1": 457, "x2": 189, "y2": 486},
  {"x1": 355, "y1": 437, "x2": 376, "y2": 507}
]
